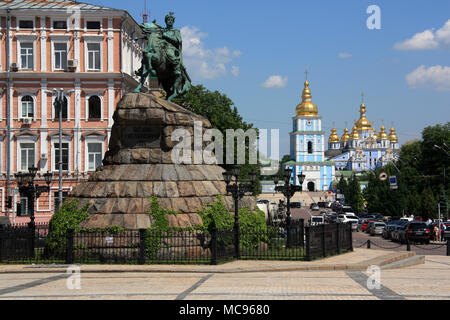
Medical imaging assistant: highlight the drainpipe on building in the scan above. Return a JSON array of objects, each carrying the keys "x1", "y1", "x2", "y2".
[{"x1": 5, "y1": 9, "x2": 11, "y2": 221}]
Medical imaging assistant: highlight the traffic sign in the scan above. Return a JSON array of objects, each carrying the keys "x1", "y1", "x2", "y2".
[
  {"x1": 379, "y1": 172, "x2": 388, "y2": 181},
  {"x1": 389, "y1": 176, "x2": 398, "y2": 190}
]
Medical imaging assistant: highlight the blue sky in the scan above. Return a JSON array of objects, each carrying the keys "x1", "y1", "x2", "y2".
[{"x1": 93, "y1": 0, "x2": 450, "y2": 157}]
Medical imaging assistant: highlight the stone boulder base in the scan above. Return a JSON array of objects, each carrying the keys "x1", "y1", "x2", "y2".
[{"x1": 69, "y1": 93, "x2": 255, "y2": 230}]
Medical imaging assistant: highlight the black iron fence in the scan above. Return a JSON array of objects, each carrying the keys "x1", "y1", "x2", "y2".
[
  {"x1": 305, "y1": 223, "x2": 353, "y2": 261},
  {"x1": 1, "y1": 220, "x2": 357, "y2": 265}
]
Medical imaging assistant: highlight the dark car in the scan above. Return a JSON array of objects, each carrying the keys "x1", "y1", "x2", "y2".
[
  {"x1": 397, "y1": 222, "x2": 430, "y2": 244},
  {"x1": 382, "y1": 224, "x2": 396, "y2": 240},
  {"x1": 289, "y1": 202, "x2": 302, "y2": 208}
]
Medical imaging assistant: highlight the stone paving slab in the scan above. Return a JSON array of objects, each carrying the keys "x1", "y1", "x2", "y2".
[{"x1": 0, "y1": 249, "x2": 421, "y2": 274}]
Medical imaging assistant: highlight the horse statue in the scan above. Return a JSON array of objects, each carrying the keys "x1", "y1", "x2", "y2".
[{"x1": 133, "y1": 13, "x2": 191, "y2": 102}]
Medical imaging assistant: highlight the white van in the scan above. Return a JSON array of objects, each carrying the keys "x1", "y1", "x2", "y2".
[{"x1": 310, "y1": 216, "x2": 325, "y2": 226}]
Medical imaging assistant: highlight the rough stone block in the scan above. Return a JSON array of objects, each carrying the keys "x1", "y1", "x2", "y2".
[{"x1": 176, "y1": 198, "x2": 191, "y2": 213}]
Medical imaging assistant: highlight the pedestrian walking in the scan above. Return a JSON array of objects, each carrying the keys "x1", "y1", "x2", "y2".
[{"x1": 433, "y1": 225, "x2": 440, "y2": 242}]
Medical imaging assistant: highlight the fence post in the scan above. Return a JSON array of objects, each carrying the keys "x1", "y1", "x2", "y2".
[
  {"x1": 305, "y1": 226, "x2": 311, "y2": 261},
  {"x1": 336, "y1": 223, "x2": 340, "y2": 254},
  {"x1": 447, "y1": 240, "x2": 450, "y2": 257},
  {"x1": 406, "y1": 235, "x2": 411, "y2": 252},
  {"x1": 139, "y1": 229, "x2": 146, "y2": 265},
  {"x1": 367, "y1": 239, "x2": 371, "y2": 249},
  {"x1": 349, "y1": 223, "x2": 353, "y2": 251},
  {"x1": 211, "y1": 228, "x2": 218, "y2": 265},
  {"x1": 322, "y1": 224, "x2": 326, "y2": 258},
  {"x1": 66, "y1": 229, "x2": 74, "y2": 265}
]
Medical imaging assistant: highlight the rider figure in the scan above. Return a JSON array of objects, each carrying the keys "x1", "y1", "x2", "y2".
[{"x1": 155, "y1": 12, "x2": 187, "y2": 98}]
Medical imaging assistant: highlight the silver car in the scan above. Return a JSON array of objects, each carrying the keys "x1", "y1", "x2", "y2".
[{"x1": 370, "y1": 222, "x2": 386, "y2": 236}]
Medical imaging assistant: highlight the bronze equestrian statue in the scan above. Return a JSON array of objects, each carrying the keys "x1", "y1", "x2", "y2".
[{"x1": 134, "y1": 12, "x2": 192, "y2": 102}]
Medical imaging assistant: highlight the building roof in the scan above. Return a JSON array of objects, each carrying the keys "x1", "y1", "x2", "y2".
[
  {"x1": 0, "y1": 0, "x2": 119, "y2": 11},
  {"x1": 325, "y1": 149, "x2": 343, "y2": 158}
]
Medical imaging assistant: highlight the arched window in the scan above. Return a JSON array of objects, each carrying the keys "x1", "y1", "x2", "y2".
[
  {"x1": 88, "y1": 96, "x2": 101, "y2": 120},
  {"x1": 21, "y1": 96, "x2": 34, "y2": 118},
  {"x1": 307, "y1": 141, "x2": 313, "y2": 154},
  {"x1": 54, "y1": 96, "x2": 68, "y2": 119}
]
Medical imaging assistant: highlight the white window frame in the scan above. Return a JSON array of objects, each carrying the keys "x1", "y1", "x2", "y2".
[
  {"x1": 50, "y1": 18, "x2": 68, "y2": 32},
  {"x1": 84, "y1": 92, "x2": 104, "y2": 122},
  {"x1": 50, "y1": 135, "x2": 72, "y2": 173},
  {"x1": 16, "y1": 17, "x2": 35, "y2": 31},
  {"x1": 50, "y1": 35, "x2": 70, "y2": 71},
  {"x1": 17, "y1": 93, "x2": 37, "y2": 121},
  {"x1": 83, "y1": 35, "x2": 104, "y2": 72},
  {"x1": 84, "y1": 19, "x2": 103, "y2": 32},
  {"x1": 15, "y1": 34, "x2": 37, "y2": 71},
  {"x1": 51, "y1": 94, "x2": 71, "y2": 121},
  {"x1": 18, "y1": 41, "x2": 35, "y2": 71},
  {"x1": 17, "y1": 139, "x2": 37, "y2": 173},
  {"x1": 85, "y1": 140, "x2": 104, "y2": 172},
  {"x1": 85, "y1": 41, "x2": 102, "y2": 71}
]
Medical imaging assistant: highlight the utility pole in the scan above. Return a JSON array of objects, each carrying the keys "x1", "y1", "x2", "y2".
[
  {"x1": 53, "y1": 89, "x2": 64, "y2": 211},
  {"x1": 5, "y1": 9, "x2": 12, "y2": 222}
]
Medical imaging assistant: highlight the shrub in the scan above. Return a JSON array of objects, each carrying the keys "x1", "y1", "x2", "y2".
[
  {"x1": 145, "y1": 197, "x2": 178, "y2": 259},
  {"x1": 198, "y1": 196, "x2": 268, "y2": 249},
  {"x1": 44, "y1": 200, "x2": 89, "y2": 256}
]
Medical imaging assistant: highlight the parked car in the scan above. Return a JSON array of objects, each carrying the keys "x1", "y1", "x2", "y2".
[
  {"x1": 349, "y1": 219, "x2": 359, "y2": 232},
  {"x1": 366, "y1": 221, "x2": 377, "y2": 234},
  {"x1": 397, "y1": 222, "x2": 430, "y2": 244},
  {"x1": 310, "y1": 203, "x2": 320, "y2": 211},
  {"x1": 327, "y1": 214, "x2": 338, "y2": 223},
  {"x1": 382, "y1": 224, "x2": 396, "y2": 240},
  {"x1": 357, "y1": 219, "x2": 366, "y2": 232},
  {"x1": 370, "y1": 222, "x2": 386, "y2": 236},
  {"x1": 391, "y1": 220, "x2": 408, "y2": 242},
  {"x1": 289, "y1": 202, "x2": 302, "y2": 208},
  {"x1": 362, "y1": 220, "x2": 375, "y2": 232}
]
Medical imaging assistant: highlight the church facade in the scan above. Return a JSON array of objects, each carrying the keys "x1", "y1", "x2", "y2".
[
  {"x1": 326, "y1": 102, "x2": 400, "y2": 172},
  {"x1": 287, "y1": 79, "x2": 335, "y2": 192}
]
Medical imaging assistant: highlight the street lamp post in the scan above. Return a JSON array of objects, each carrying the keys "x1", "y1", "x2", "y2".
[
  {"x1": 273, "y1": 168, "x2": 306, "y2": 247},
  {"x1": 223, "y1": 166, "x2": 257, "y2": 259},
  {"x1": 434, "y1": 145, "x2": 449, "y2": 222},
  {"x1": 15, "y1": 167, "x2": 52, "y2": 256}
]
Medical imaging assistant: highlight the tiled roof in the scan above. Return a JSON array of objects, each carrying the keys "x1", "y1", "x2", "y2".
[{"x1": 0, "y1": 0, "x2": 119, "y2": 11}]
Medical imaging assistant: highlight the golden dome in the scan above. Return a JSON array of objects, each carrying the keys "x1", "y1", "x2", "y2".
[
  {"x1": 296, "y1": 80, "x2": 319, "y2": 117},
  {"x1": 329, "y1": 128, "x2": 340, "y2": 143},
  {"x1": 341, "y1": 128, "x2": 350, "y2": 142},
  {"x1": 355, "y1": 103, "x2": 372, "y2": 130},
  {"x1": 372, "y1": 128, "x2": 378, "y2": 140},
  {"x1": 351, "y1": 125, "x2": 361, "y2": 140},
  {"x1": 379, "y1": 125, "x2": 388, "y2": 140},
  {"x1": 389, "y1": 127, "x2": 399, "y2": 143}
]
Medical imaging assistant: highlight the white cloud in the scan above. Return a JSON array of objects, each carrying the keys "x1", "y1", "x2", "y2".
[
  {"x1": 180, "y1": 26, "x2": 241, "y2": 80},
  {"x1": 394, "y1": 19, "x2": 450, "y2": 50},
  {"x1": 406, "y1": 65, "x2": 450, "y2": 91},
  {"x1": 338, "y1": 52, "x2": 352, "y2": 59},
  {"x1": 231, "y1": 66, "x2": 239, "y2": 77},
  {"x1": 436, "y1": 20, "x2": 450, "y2": 45},
  {"x1": 261, "y1": 75, "x2": 288, "y2": 89}
]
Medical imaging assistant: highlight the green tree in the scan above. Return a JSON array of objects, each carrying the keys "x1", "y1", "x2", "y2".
[
  {"x1": 364, "y1": 122, "x2": 449, "y2": 218},
  {"x1": 173, "y1": 85, "x2": 261, "y2": 194},
  {"x1": 346, "y1": 175, "x2": 364, "y2": 213},
  {"x1": 336, "y1": 176, "x2": 348, "y2": 199}
]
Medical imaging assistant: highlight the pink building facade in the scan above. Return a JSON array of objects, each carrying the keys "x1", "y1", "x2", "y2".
[{"x1": 0, "y1": 0, "x2": 153, "y2": 224}]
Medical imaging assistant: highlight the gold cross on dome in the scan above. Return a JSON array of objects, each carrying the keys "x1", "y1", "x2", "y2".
[{"x1": 305, "y1": 69, "x2": 308, "y2": 81}]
